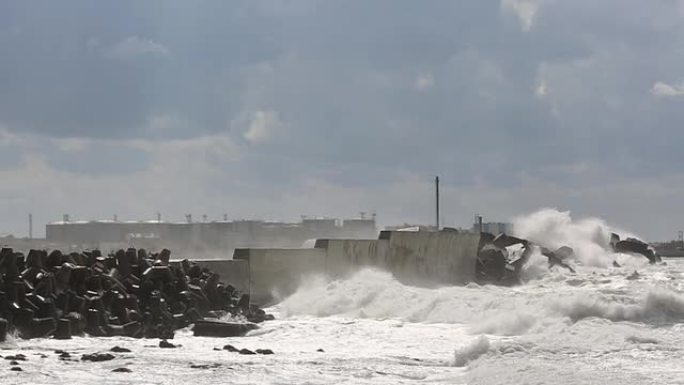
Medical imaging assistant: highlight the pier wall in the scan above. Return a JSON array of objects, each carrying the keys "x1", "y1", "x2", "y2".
[
  {"x1": 383, "y1": 231, "x2": 480, "y2": 286},
  {"x1": 233, "y1": 231, "x2": 481, "y2": 305},
  {"x1": 233, "y1": 248, "x2": 326, "y2": 305},
  {"x1": 315, "y1": 238, "x2": 391, "y2": 277}
]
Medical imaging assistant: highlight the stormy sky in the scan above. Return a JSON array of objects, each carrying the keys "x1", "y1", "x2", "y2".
[{"x1": 1, "y1": 0, "x2": 684, "y2": 240}]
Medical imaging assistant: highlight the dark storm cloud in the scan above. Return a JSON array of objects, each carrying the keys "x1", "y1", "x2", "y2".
[{"x1": 1, "y1": 0, "x2": 684, "y2": 238}]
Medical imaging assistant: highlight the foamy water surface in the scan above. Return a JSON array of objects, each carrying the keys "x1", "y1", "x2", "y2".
[{"x1": 2, "y1": 259, "x2": 683, "y2": 385}]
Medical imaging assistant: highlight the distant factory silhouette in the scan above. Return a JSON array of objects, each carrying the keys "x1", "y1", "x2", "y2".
[{"x1": 43, "y1": 215, "x2": 378, "y2": 257}]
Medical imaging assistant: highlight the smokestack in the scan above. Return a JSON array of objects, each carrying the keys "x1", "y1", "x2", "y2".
[
  {"x1": 28, "y1": 213, "x2": 32, "y2": 239},
  {"x1": 435, "y1": 176, "x2": 440, "y2": 230}
]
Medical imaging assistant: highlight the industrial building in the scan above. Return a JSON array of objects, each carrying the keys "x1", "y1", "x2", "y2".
[
  {"x1": 472, "y1": 215, "x2": 513, "y2": 235},
  {"x1": 44, "y1": 216, "x2": 378, "y2": 256}
]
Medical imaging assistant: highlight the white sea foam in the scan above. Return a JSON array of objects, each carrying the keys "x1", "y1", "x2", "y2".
[
  {"x1": 551, "y1": 287, "x2": 684, "y2": 323},
  {"x1": 453, "y1": 336, "x2": 490, "y2": 367},
  {"x1": 513, "y1": 208, "x2": 638, "y2": 267}
]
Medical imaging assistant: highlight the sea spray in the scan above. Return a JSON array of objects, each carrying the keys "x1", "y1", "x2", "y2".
[
  {"x1": 281, "y1": 268, "x2": 511, "y2": 323},
  {"x1": 513, "y1": 208, "x2": 638, "y2": 267},
  {"x1": 551, "y1": 287, "x2": 684, "y2": 323},
  {"x1": 454, "y1": 336, "x2": 490, "y2": 367}
]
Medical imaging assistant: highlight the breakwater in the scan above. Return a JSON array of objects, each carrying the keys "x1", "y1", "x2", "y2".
[
  {"x1": 235, "y1": 230, "x2": 480, "y2": 304},
  {"x1": 0, "y1": 247, "x2": 270, "y2": 342}
]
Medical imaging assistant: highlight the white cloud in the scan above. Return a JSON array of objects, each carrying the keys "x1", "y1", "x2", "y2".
[
  {"x1": 144, "y1": 114, "x2": 188, "y2": 135},
  {"x1": 242, "y1": 110, "x2": 281, "y2": 144},
  {"x1": 501, "y1": 0, "x2": 541, "y2": 31},
  {"x1": 0, "y1": 125, "x2": 22, "y2": 146},
  {"x1": 651, "y1": 81, "x2": 684, "y2": 97},
  {"x1": 107, "y1": 36, "x2": 170, "y2": 59},
  {"x1": 415, "y1": 72, "x2": 435, "y2": 90},
  {"x1": 535, "y1": 80, "x2": 547, "y2": 97},
  {"x1": 133, "y1": 134, "x2": 243, "y2": 166},
  {"x1": 54, "y1": 137, "x2": 89, "y2": 152}
]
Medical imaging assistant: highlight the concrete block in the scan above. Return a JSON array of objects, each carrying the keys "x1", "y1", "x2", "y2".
[{"x1": 234, "y1": 248, "x2": 326, "y2": 305}]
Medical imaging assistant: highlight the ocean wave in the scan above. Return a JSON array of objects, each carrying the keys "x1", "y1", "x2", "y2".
[
  {"x1": 552, "y1": 287, "x2": 684, "y2": 324},
  {"x1": 281, "y1": 264, "x2": 684, "y2": 333},
  {"x1": 453, "y1": 336, "x2": 490, "y2": 367},
  {"x1": 280, "y1": 268, "x2": 499, "y2": 323}
]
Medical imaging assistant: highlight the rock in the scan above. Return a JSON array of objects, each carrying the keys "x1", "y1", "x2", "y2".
[
  {"x1": 53, "y1": 318, "x2": 72, "y2": 340},
  {"x1": 112, "y1": 367, "x2": 132, "y2": 373},
  {"x1": 9, "y1": 360, "x2": 19, "y2": 365},
  {"x1": 615, "y1": 238, "x2": 660, "y2": 264},
  {"x1": 20, "y1": 317, "x2": 57, "y2": 339},
  {"x1": 554, "y1": 246, "x2": 575, "y2": 260},
  {"x1": 492, "y1": 233, "x2": 529, "y2": 249},
  {"x1": 316, "y1": 348, "x2": 325, "y2": 352},
  {"x1": 0, "y1": 247, "x2": 273, "y2": 341},
  {"x1": 222, "y1": 344, "x2": 239, "y2": 352},
  {"x1": 238, "y1": 348, "x2": 256, "y2": 355},
  {"x1": 0, "y1": 318, "x2": 7, "y2": 342},
  {"x1": 255, "y1": 349, "x2": 274, "y2": 355},
  {"x1": 610, "y1": 232, "x2": 621, "y2": 247},
  {"x1": 159, "y1": 340, "x2": 176, "y2": 348},
  {"x1": 613, "y1": 261, "x2": 621, "y2": 268},
  {"x1": 10, "y1": 366, "x2": 22, "y2": 371},
  {"x1": 59, "y1": 352, "x2": 71, "y2": 359},
  {"x1": 64, "y1": 312, "x2": 86, "y2": 336},
  {"x1": 627, "y1": 271, "x2": 640, "y2": 280},
  {"x1": 110, "y1": 346, "x2": 131, "y2": 353},
  {"x1": 192, "y1": 320, "x2": 258, "y2": 338},
  {"x1": 5, "y1": 355, "x2": 26, "y2": 361},
  {"x1": 81, "y1": 353, "x2": 115, "y2": 362},
  {"x1": 475, "y1": 245, "x2": 507, "y2": 283},
  {"x1": 540, "y1": 247, "x2": 576, "y2": 273}
]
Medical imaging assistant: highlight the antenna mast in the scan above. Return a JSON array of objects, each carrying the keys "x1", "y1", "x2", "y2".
[{"x1": 435, "y1": 176, "x2": 440, "y2": 230}]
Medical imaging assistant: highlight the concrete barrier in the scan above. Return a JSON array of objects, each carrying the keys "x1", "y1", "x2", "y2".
[
  {"x1": 170, "y1": 259, "x2": 250, "y2": 295},
  {"x1": 315, "y1": 239, "x2": 390, "y2": 277},
  {"x1": 233, "y1": 231, "x2": 481, "y2": 304},
  {"x1": 234, "y1": 248, "x2": 326, "y2": 305},
  {"x1": 316, "y1": 231, "x2": 479, "y2": 286},
  {"x1": 382, "y1": 231, "x2": 480, "y2": 286}
]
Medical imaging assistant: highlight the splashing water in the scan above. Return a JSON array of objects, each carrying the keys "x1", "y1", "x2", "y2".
[
  {"x1": 276, "y1": 209, "x2": 684, "y2": 383},
  {"x1": 3, "y1": 209, "x2": 683, "y2": 385}
]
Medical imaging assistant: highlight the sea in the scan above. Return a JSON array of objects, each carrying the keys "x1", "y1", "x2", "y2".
[{"x1": 2, "y1": 210, "x2": 683, "y2": 384}]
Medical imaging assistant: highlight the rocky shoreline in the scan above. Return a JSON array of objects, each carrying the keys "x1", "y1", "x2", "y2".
[{"x1": 0, "y1": 247, "x2": 272, "y2": 342}]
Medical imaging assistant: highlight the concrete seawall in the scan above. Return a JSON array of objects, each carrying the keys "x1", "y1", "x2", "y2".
[
  {"x1": 234, "y1": 248, "x2": 326, "y2": 305},
  {"x1": 315, "y1": 238, "x2": 391, "y2": 277},
  {"x1": 383, "y1": 230, "x2": 479, "y2": 286},
  {"x1": 235, "y1": 231, "x2": 481, "y2": 305}
]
